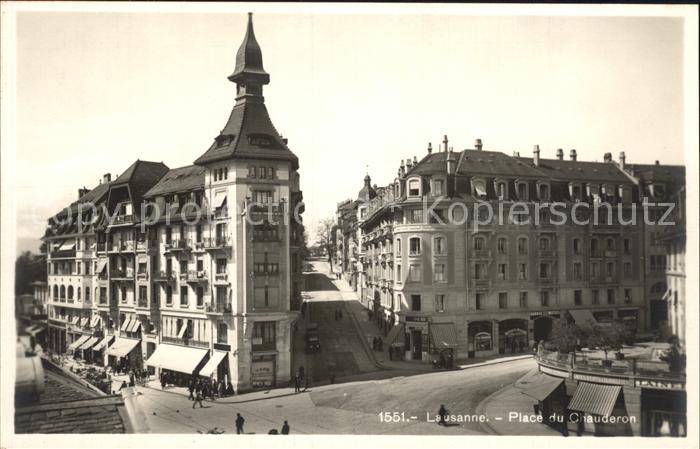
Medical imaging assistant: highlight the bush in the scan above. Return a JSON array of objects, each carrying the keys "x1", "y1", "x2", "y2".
[{"x1": 547, "y1": 319, "x2": 586, "y2": 353}]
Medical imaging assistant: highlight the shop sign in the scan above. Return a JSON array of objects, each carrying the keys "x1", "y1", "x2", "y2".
[
  {"x1": 573, "y1": 373, "x2": 629, "y2": 386},
  {"x1": 635, "y1": 379, "x2": 685, "y2": 391},
  {"x1": 406, "y1": 316, "x2": 430, "y2": 323}
]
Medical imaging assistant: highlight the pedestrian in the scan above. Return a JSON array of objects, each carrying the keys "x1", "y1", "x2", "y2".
[
  {"x1": 299, "y1": 365, "x2": 305, "y2": 380},
  {"x1": 218, "y1": 379, "x2": 226, "y2": 398},
  {"x1": 437, "y1": 404, "x2": 448, "y2": 426},
  {"x1": 192, "y1": 388, "x2": 203, "y2": 409},
  {"x1": 281, "y1": 420, "x2": 290, "y2": 435},
  {"x1": 128, "y1": 369, "x2": 135, "y2": 387},
  {"x1": 202, "y1": 380, "x2": 210, "y2": 400},
  {"x1": 378, "y1": 338, "x2": 383, "y2": 352},
  {"x1": 235, "y1": 413, "x2": 245, "y2": 434},
  {"x1": 227, "y1": 381, "x2": 234, "y2": 396},
  {"x1": 339, "y1": 309, "x2": 343, "y2": 320},
  {"x1": 294, "y1": 375, "x2": 300, "y2": 393},
  {"x1": 160, "y1": 372, "x2": 166, "y2": 390},
  {"x1": 119, "y1": 380, "x2": 128, "y2": 391},
  {"x1": 188, "y1": 379, "x2": 195, "y2": 401}
]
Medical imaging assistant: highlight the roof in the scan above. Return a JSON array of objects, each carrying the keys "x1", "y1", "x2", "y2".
[
  {"x1": 406, "y1": 151, "x2": 450, "y2": 176},
  {"x1": 15, "y1": 368, "x2": 130, "y2": 434},
  {"x1": 144, "y1": 165, "x2": 206, "y2": 197},
  {"x1": 193, "y1": 100, "x2": 299, "y2": 168},
  {"x1": 108, "y1": 159, "x2": 170, "y2": 216},
  {"x1": 357, "y1": 175, "x2": 377, "y2": 202},
  {"x1": 228, "y1": 13, "x2": 269, "y2": 84},
  {"x1": 458, "y1": 150, "x2": 548, "y2": 178},
  {"x1": 626, "y1": 163, "x2": 685, "y2": 184},
  {"x1": 516, "y1": 157, "x2": 631, "y2": 183}
]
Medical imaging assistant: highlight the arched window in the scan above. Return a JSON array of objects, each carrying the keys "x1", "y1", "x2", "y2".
[
  {"x1": 218, "y1": 322, "x2": 228, "y2": 344},
  {"x1": 472, "y1": 179, "x2": 487, "y2": 199},
  {"x1": 538, "y1": 236, "x2": 550, "y2": 251},
  {"x1": 60, "y1": 285, "x2": 66, "y2": 299},
  {"x1": 53, "y1": 285, "x2": 59, "y2": 299},
  {"x1": 85, "y1": 288, "x2": 90, "y2": 303},
  {"x1": 409, "y1": 237, "x2": 421, "y2": 256},
  {"x1": 433, "y1": 235, "x2": 446, "y2": 255},
  {"x1": 67, "y1": 285, "x2": 74, "y2": 300},
  {"x1": 538, "y1": 183, "x2": 551, "y2": 201},
  {"x1": 606, "y1": 237, "x2": 616, "y2": 251},
  {"x1": 516, "y1": 181, "x2": 528, "y2": 200},
  {"x1": 590, "y1": 238, "x2": 600, "y2": 256},
  {"x1": 517, "y1": 237, "x2": 528, "y2": 255},
  {"x1": 497, "y1": 237, "x2": 507, "y2": 254}
]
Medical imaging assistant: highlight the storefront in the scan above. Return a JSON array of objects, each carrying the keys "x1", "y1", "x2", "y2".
[
  {"x1": 67, "y1": 334, "x2": 91, "y2": 356},
  {"x1": 251, "y1": 354, "x2": 276, "y2": 388},
  {"x1": 146, "y1": 343, "x2": 209, "y2": 383},
  {"x1": 404, "y1": 316, "x2": 429, "y2": 361},
  {"x1": 92, "y1": 335, "x2": 114, "y2": 365},
  {"x1": 640, "y1": 386, "x2": 686, "y2": 436},
  {"x1": 567, "y1": 381, "x2": 633, "y2": 436},
  {"x1": 618, "y1": 309, "x2": 639, "y2": 333},
  {"x1": 106, "y1": 337, "x2": 142, "y2": 372},
  {"x1": 385, "y1": 322, "x2": 405, "y2": 360},
  {"x1": 468, "y1": 321, "x2": 493, "y2": 358},
  {"x1": 429, "y1": 323, "x2": 457, "y2": 368},
  {"x1": 199, "y1": 350, "x2": 229, "y2": 383},
  {"x1": 499, "y1": 319, "x2": 529, "y2": 354}
]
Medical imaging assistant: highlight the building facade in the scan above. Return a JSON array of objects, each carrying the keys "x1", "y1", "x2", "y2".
[
  {"x1": 344, "y1": 137, "x2": 685, "y2": 363},
  {"x1": 43, "y1": 13, "x2": 304, "y2": 392}
]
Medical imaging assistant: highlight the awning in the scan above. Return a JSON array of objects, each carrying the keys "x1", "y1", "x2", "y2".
[
  {"x1": 71, "y1": 316, "x2": 80, "y2": 324},
  {"x1": 213, "y1": 191, "x2": 227, "y2": 209},
  {"x1": 107, "y1": 337, "x2": 141, "y2": 358},
  {"x1": 80, "y1": 317, "x2": 89, "y2": 327},
  {"x1": 90, "y1": 316, "x2": 102, "y2": 328},
  {"x1": 198, "y1": 351, "x2": 228, "y2": 378},
  {"x1": 58, "y1": 240, "x2": 76, "y2": 251},
  {"x1": 93, "y1": 335, "x2": 114, "y2": 351},
  {"x1": 473, "y1": 181, "x2": 487, "y2": 197},
  {"x1": 26, "y1": 325, "x2": 46, "y2": 336},
  {"x1": 521, "y1": 373, "x2": 565, "y2": 401},
  {"x1": 96, "y1": 259, "x2": 108, "y2": 274},
  {"x1": 568, "y1": 382, "x2": 621, "y2": 417},
  {"x1": 78, "y1": 336, "x2": 99, "y2": 351},
  {"x1": 177, "y1": 321, "x2": 189, "y2": 339},
  {"x1": 128, "y1": 319, "x2": 141, "y2": 333},
  {"x1": 120, "y1": 318, "x2": 132, "y2": 331},
  {"x1": 569, "y1": 309, "x2": 597, "y2": 327},
  {"x1": 385, "y1": 323, "x2": 405, "y2": 347},
  {"x1": 430, "y1": 323, "x2": 458, "y2": 348},
  {"x1": 146, "y1": 344, "x2": 208, "y2": 375},
  {"x1": 68, "y1": 335, "x2": 90, "y2": 351}
]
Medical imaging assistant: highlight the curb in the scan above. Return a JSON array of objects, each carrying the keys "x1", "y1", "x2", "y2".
[
  {"x1": 458, "y1": 354, "x2": 534, "y2": 371},
  {"x1": 339, "y1": 297, "x2": 389, "y2": 371},
  {"x1": 474, "y1": 383, "x2": 507, "y2": 435}
]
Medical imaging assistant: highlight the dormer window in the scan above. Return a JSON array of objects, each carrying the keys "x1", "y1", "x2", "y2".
[
  {"x1": 215, "y1": 134, "x2": 234, "y2": 148},
  {"x1": 495, "y1": 181, "x2": 508, "y2": 200},
  {"x1": 537, "y1": 183, "x2": 550, "y2": 202},
  {"x1": 408, "y1": 178, "x2": 421, "y2": 197},
  {"x1": 650, "y1": 183, "x2": 666, "y2": 198},
  {"x1": 432, "y1": 178, "x2": 445, "y2": 196},
  {"x1": 588, "y1": 184, "x2": 601, "y2": 203},
  {"x1": 472, "y1": 178, "x2": 487, "y2": 199},
  {"x1": 569, "y1": 183, "x2": 582, "y2": 201},
  {"x1": 516, "y1": 182, "x2": 528, "y2": 201},
  {"x1": 247, "y1": 134, "x2": 273, "y2": 147}
]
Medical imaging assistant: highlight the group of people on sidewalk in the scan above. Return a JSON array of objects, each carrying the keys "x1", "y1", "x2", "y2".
[
  {"x1": 293, "y1": 366, "x2": 308, "y2": 393},
  {"x1": 188, "y1": 377, "x2": 235, "y2": 408}
]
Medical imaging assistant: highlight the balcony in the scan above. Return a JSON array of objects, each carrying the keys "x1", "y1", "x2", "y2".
[
  {"x1": 473, "y1": 250, "x2": 490, "y2": 259},
  {"x1": 51, "y1": 249, "x2": 76, "y2": 259},
  {"x1": 605, "y1": 250, "x2": 617, "y2": 258},
  {"x1": 161, "y1": 335, "x2": 210, "y2": 349},
  {"x1": 186, "y1": 270, "x2": 208, "y2": 283},
  {"x1": 213, "y1": 272, "x2": 229, "y2": 284},
  {"x1": 538, "y1": 250, "x2": 554, "y2": 258},
  {"x1": 111, "y1": 267, "x2": 134, "y2": 280},
  {"x1": 136, "y1": 240, "x2": 155, "y2": 253},
  {"x1": 473, "y1": 278, "x2": 491, "y2": 289},
  {"x1": 538, "y1": 276, "x2": 553, "y2": 284},
  {"x1": 153, "y1": 270, "x2": 176, "y2": 283},
  {"x1": 205, "y1": 301, "x2": 233, "y2": 315},
  {"x1": 112, "y1": 214, "x2": 135, "y2": 226},
  {"x1": 192, "y1": 240, "x2": 206, "y2": 252},
  {"x1": 168, "y1": 239, "x2": 191, "y2": 252},
  {"x1": 136, "y1": 272, "x2": 149, "y2": 281},
  {"x1": 248, "y1": 202, "x2": 285, "y2": 222},
  {"x1": 204, "y1": 236, "x2": 232, "y2": 251}
]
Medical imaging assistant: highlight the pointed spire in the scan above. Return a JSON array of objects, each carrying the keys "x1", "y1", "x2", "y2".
[{"x1": 228, "y1": 13, "x2": 270, "y2": 85}]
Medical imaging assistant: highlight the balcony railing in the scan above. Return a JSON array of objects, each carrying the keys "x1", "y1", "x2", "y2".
[
  {"x1": 153, "y1": 270, "x2": 176, "y2": 282},
  {"x1": 136, "y1": 240, "x2": 154, "y2": 252},
  {"x1": 161, "y1": 335, "x2": 209, "y2": 349},
  {"x1": 51, "y1": 249, "x2": 76, "y2": 259},
  {"x1": 187, "y1": 270, "x2": 208, "y2": 283},
  {"x1": 136, "y1": 272, "x2": 149, "y2": 281},
  {"x1": 169, "y1": 239, "x2": 191, "y2": 252},
  {"x1": 538, "y1": 250, "x2": 554, "y2": 258},
  {"x1": 111, "y1": 267, "x2": 134, "y2": 279},
  {"x1": 96, "y1": 242, "x2": 107, "y2": 252},
  {"x1": 214, "y1": 272, "x2": 229, "y2": 283},
  {"x1": 205, "y1": 301, "x2": 233, "y2": 315},
  {"x1": 203, "y1": 236, "x2": 232, "y2": 250},
  {"x1": 113, "y1": 214, "x2": 135, "y2": 225},
  {"x1": 473, "y1": 249, "x2": 490, "y2": 259}
]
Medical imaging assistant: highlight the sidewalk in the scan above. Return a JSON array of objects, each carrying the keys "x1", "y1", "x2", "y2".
[{"x1": 475, "y1": 369, "x2": 561, "y2": 436}]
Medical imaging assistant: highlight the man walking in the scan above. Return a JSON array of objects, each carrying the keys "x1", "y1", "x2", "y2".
[
  {"x1": 192, "y1": 387, "x2": 203, "y2": 409},
  {"x1": 437, "y1": 404, "x2": 448, "y2": 426},
  {"x1": 294, "y1": 375, "x2": 300, "y2": 393},
  {"x1": 187, "y1": 379, "x2": 195, "y2": 401},
  {"x1": 281, "y1": 420, "x2": 290, "y2": 435},
  {"x1": 235, "y1": 413, "x2": 245, "y2": 434}
]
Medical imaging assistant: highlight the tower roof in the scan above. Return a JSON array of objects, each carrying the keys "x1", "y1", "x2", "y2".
[{"x1": 228, "y1": 13, "x2": 269, "y2": 85}]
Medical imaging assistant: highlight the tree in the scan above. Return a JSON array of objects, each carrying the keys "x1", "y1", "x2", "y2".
[
  {"x1": 660, "y1": 335, "x2": 686, "y2": 373},
  {"x1": 315, "y1": 218, "x2": 336, "y2": 271},
  {"x1": 586, "y1": 320, "x2": 631, "y2": 360},
  {"x1": 547, "y1": 319, "x2": 586, "y2": 353},
  {"x1": 15, "y1": 251, "x2": 47, "y2": 295}
]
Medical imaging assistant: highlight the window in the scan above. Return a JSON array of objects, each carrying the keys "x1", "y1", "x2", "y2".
[
  {"x1": 409, "y1": 237, "x2": 421, "y2": 256},
  {"x1": 474, "y1": 236, "x2": 485, "y2": 251},
  {"x1": 472, "y1": 179, "x2": 487, "y2": 199},
  {"x1": 252, "y1": 321, "x2": 276, "y2": 349},
  {"x1": 77, "y1": 262, "x2": 82, "y2": 275},
  {"x1": 571, "y1": 184, "x2": 582, "y2": 200},
  {"x1": 165, "y1": 227, "x2": 172, "y2": 244},
  {"x1": 519, "y1": 292, "x2": 528, "y2": 308},
  {"x1": 180, "y1": 259, "x2": 188, "y2": 274},
  {"x1": 538, "y1": 184, "x2": 550, "y2": 201},
  {"x1": 591, "y1": 238, "x2": 600, "y2": 257},
  {"x1": 574, "y1": 290, "x2": 582, "y2": 306},
  {"x1": 68, "y1": 285, "x2": 74, "y2": 300},
  {"x1": 607, "y1": 289, "x2": 615, "y2": 305},
  {"x1": 606, "y1": 237, "x2": 616, "y2": 251},
  {"x1": 499, "y1": 292, "x2": 507, "y2": 309},
  {"x1": 77, "y1": 287, "x2": 81, "y2": 301},
  {"x1": 475, "y1": 293, "x2": 484, "y2": 310},
  {"x1": 411, "y1": 295, "x2": 421, "y2": 311},
  {"x1": 538, "y1": 237, "x2": 550, "y2": 251},
  {"x1": 518, "y1": 263, "x2": 527, "y2": 280},
  {"x1": 434, "y1": 264, "x2": 446, "y2": 282},
  {"x1": 518, "y1": 237, "x2": 527, "y2": 255},
  {"x1": 196, "y1": 286, "x2": 204, "y2": 307},
  {"x1": 573, "y1": 238, "x2": 581, "y2": 255},
  {"x1": 253, "y1": 190, "x2": 273, "y2": 204},
  {"x1": 606, "y1": 262, "x2": 615, "y2": 278},
  {"x1": 592, "y1": 289, "x2": 600, "y2": 305},
  {"x1": 432, "y1": 179, "x2": 445, "y2": 196},
  {"x1": 435, "y1": 295, "x2": 445, "y2": 312},
  {"x1": 573, "y1": 262, "x2": 582, "y2": 280},
  {"x1": 624, "y1": 262, "x2": 632, "y2": 278},
  {"x1": 496, "y1": 182, "x2": 507, "y2": 200},
  {"x1": 218, "y1": 322, "x2": 228, "y2": 344},
  {"x1": 410, "y1": 209, "x2": 423, "y2": 223},
  {"x1": 120, "y1": 286, "x2": 127, "y2": 303},
  {"x1": 396, "y1": 264, "x2": 402, "y2": 282},
  {"x1": 395, "y1": 238, "x2": 402, "y2": 255},
  {"x1": 474, "y1": 263, "x2": 486, "y2": 280},
  {"x1": 497, "y1": 237, "x2": 507, "y2": 254},
  {"x1": 180, "y1": 286, "x2": 188, "y2": 306},
  {"x1": 541, "y1": 291, "x2": 550, "y2": 307},
  {"x1": 408, "y1": 179, "x2": 420, "y2": 196},
  {"x1": 139, "y1": 286, "x2": 147, "y2": 302},
  {"x1": 624, "y1": 288, "x2": 632, "y2": 303},
  {"x1": 517, "y1": 182, "x2": 528, "y2": 200},
  {"x1": 409, "y1": 264, "x2": 422, "y2": 282},
  {"x1": 248, "y1": 165, "x2": 256, "y2": 178},
  {"x1": 85, "y1": 288, "x2": 90, "y2": 303},
  {"x1": 434, "y1": 236, "x2": 446, "y2": 255},
  {"x1": 498, "y1": 263, "x2": 507, "y2": 280},
  {"x1": 539, "y1": 263, "x2": 550, "y2": 279},
  {"x1": 216, "y1": 259, "x2": 227, "y2": 274},
  {"x1": 591, "y1": 261, "x2": 600, "y2": 279},
  {"x1": 138, "y1": 262, "x2": 147, "y2": 274},
  {"x1": 623, "y1": 238, "x2": 631, "y2": 255}
]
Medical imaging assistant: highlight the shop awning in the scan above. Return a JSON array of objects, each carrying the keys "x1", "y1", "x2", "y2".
[
  {"x1": 78, "y1": 336, "x2": 99, "y2": 351},
  {"x1": 26, "y1": 324, "x2": 46, "y2": 336},
  {"x1": 146, "y1": 344, "x2": 208, "y2": 375},
  {"x1": 96, "y1": 259, "x2": 108, "y2": 274},
  {"x1": 213, "y1": 191, "x2": 227, "y2": 209},
  {"x1": 385, "y1": 323, "x2": 405, "y2": 347},
  {"x1": 80, "y1": 317, "x2": 89, "y2": 327},
  {"x1": 569, "y1": 309, "x2": 596, "y2": 327},
  {"x1": 90, "y1": 316, "x2": 102, "y2": 328},
  {"x1": 521, "y1": 374, "x2": 565, "y2": 401},
  {"x1": 120, "y1": 318, "x2": 132, "y2": 331},
  {"x1": 568, "y1": 382, "x2": 621, "y2": 417},
  {"x1": 430, "y1": 323, "x2": 458, "y2": 348},
  {"x1": 58, "y1": 240, "x2": 76, "y2": 251},
  {"x1": 71, "y1": 316, "x2": 80, "y2": 324},
  {"x1": 128, "y1": 320, "x2": 141, "y2": 333},
  {"x1": 107, "y1": 337, "x2": 141, "y2": 358},
  {"x1": 177, "y1": 321, "x2": 189, "y2": 339},
  {"x1": 93, "y1": 335, "x2": 114, "y2": 351},
  {"x1": 68, "y1": 335, "x2": 90, "y2": 351},
  {"x1": 198, "y1": 351, "x2": 228, "y2": 378}
]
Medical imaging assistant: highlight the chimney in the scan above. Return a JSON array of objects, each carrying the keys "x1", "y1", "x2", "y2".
[
  {"x1": 475, "y1": 138, "x2": 483, "y2": 151},
  {"x1": 446, "y1": 147, "x2": 457, "y2": 175},
  {"x1": 513, "y1": 151, "x2": 520, "y2": 157},
  {"x1": 604, "y1": 152, "x2": 612, "y2": 163},
  {"x1": 619, "y1": 151, "x2": 626, "y2": 168},
  {"x1": 399, "y1": 160, "x2": 406, "y2": 177},
  {"x1": 427, "y1": 143, "x2": 432, "y2": 154},
  {"x1": 655, "y1": 160, "x2": 659, "y2": 165},
  {"x1": 78, "y1": 187, "x2": 89, "y2": 199},
  {"x1": 570, "y1": 149, "x2": 577, "y2": 161},
  {"x1": 533, "y1": 145, "x2": 541, "y2": 166},
  {"x1": 413, "y1": 155, "x2": 418, "y2": 165},
  {"x1": 406, "y1": 158, "x2": 413, "y2": 171},
  {"x1": 103, "y1": 173, "x2": 111, "y2": 183},
  {"x1": 556, "y1": 149, "x2": 564, "y2": 160},
  {"x1": 442, "y1": 135, "x2": 449, "y2": 153}
]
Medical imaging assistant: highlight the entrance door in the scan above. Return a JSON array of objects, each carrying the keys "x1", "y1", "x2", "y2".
[{"x1": 411, "y1": 330, "x2": 422, "y2": 360}]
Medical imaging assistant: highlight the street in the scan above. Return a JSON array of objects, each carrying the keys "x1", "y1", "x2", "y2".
[{"x1": 128, "y1": 260, "x2": 535, "y2": 435}]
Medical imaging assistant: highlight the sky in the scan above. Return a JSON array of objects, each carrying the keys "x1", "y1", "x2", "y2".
[{"x1": 12, "y1": 8, "x2": 687, "y2": 252}]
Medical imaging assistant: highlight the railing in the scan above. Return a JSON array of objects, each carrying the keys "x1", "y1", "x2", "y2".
[
  {"x1": 203, "y1": 236, "x2": 232, "y2": 249},
  {"x1": 136, "y1": 272, "x2": 149, "y2": 281},
  {"x1": 206, "y1": 301, "x2": 233, "y2": 314},
  {"x1": 161, "y1": 335, "x2": 209, "y2": 349},
  {"x1": 536, "y1": 348, "x2": 685, "y2": 382},
  {"x1": 169, "y1": 239, "x2": 191, "y2": 251},
  {"x1": 187, "y1": 270, "x2": 208, "y2": 282},
  {"x1": 136, "y1": 240, "x2": 154, "y2": 252},
  {"x1": 214, "y1": 272, "x2": 229, "y2": 283},
  {"x1": 473, "y1": 249, "x2": 490, "y2": 258},
  {"x1": 51, "y1": 250, "x2": 76, "y2": 259},
  {"x1": 473, "y1": 279, "x2": 491, "y2": 288},
  {"x1": 153, "y1": 270, "x2": 176, "y2": 282},
  {"x1": 111, "y1": 268, "x2": 134, "y2": 279},
  {"x1": 113, "y1": 214, "x2": 135, "y2": 225},
  {"x1": 538, "y1": 250, "x2": 554, "y2": 258}
]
